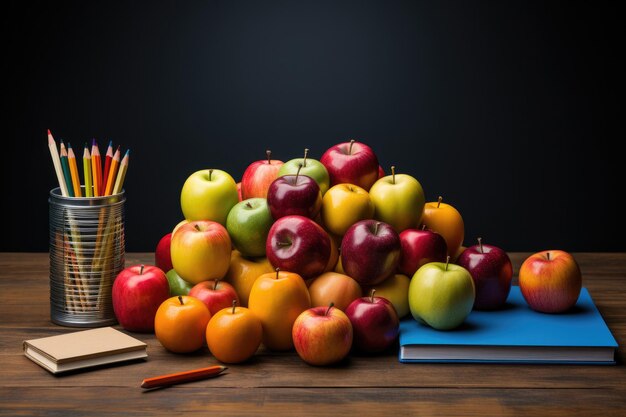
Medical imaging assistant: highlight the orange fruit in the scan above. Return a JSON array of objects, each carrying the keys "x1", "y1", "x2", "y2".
[
  {"x1": 154, "y1": 295, "x2": 211, "y2": 353},
  {"x1": 206, "y1": 302, "x2": 263, "y2": 363}
]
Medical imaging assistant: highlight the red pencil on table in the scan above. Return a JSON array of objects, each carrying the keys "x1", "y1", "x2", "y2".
[
  {"x1": 102, "y1": 141, "x2": 114, "y2": 190},
  {"x1": 140, "y1": 365, "x2": 227, "y2": 389}
]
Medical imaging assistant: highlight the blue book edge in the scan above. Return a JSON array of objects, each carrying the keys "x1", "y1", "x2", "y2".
[{"x1": 398, "y1": 286, "x2": 618, "y2": 364}]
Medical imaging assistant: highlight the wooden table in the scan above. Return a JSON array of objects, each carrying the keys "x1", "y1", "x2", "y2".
[{"x1": 1, "y1": 253, "x2": 624, "y2": 416}]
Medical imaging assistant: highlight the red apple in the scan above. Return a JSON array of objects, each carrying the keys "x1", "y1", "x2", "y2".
[
  {"x1": 292, "y1": 303, "x2": 353, "y2": 366},
  {"x1": 236, "y1": 181, "x2": 242, "y2": 202},
  {"x1": 266, "y1": 215, "x2": 331, "y2": 279},
  {"x1": 241, "y1": 150, "x2": 284, "y2": 199},
  {"x1": 188, "y1": 279, "x2": 240, "y2": 316},
  {"x1": 320, "y1": 140, "x2": 379, "y2": 191},
  {"x1": 377, "y1": 165, "x2": 385, "y2": 179},
  {"x1": 398, "y1": 228, "x2": 447, "y2": 277},
  {"x1": 519, "y1": 250, "x2": 582, "y2": 313},
  {"x1": 341, "y1": 220, "x2": 401, "y2": 286},
  {"x1": 112, "y1": 264, "x2": 170, "y2": 332},
  {"x1": 267, "y1": 170, "x2": 322, "y2": 220},
  {"x1": 456, "y1": 238, "x2": 513, "y2": 310},
  {"x1": 345, "y1": 289, "x2": 399, "y2": 353},
  {"x1": 154, "y1": 233, "x2": 173, "y2": 273}
]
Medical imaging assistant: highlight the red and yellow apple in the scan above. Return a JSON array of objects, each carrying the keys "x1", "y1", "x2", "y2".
[
  {"x1": 241, "y1": 150, "x2": 284, "y2": 199},
  {"x1": 308, "y1": 272, "x2": 362, "y2": 311},
  {"x1": 519, "y1": 250, "x2": 582, "y2": 313},
  {"x1": 170, "y1": 220, "x2": 232, "y2": 284},
  {"x1": 292, "y1": 304, "x2": 353, "y2": 366}
]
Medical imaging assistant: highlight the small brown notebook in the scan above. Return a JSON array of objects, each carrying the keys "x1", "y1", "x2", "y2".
[{"x1": 23, "y1": 327, "x2": 147, "y2": 374}]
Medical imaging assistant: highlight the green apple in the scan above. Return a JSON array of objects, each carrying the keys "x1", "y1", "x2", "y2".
[
  {"x1": 226, "y1": 198, "x2": 273, "y2": 257},
  {"x1": 165, "y1": 269, "x2": 193, "y2": 296},
  {"x1": 369, "y1": 167, "x2": 425, "y2": 232},
  {"x1": 180, "y1": 169, "x2": 239, "y2": 225},
  {"x1": 364, "y1": 274, "x2": 410, "y2": 318},
  {"x1": 278, "y1": 149, "x2": 330, "y2": 195},
  {"x1": 409, "y1": 260, "x2": 475, "y2": 330}
]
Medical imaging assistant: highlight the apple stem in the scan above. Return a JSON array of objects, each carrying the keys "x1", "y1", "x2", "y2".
[
  {"x1": 391, "y1": 166, "x2": 396, "y2": 184},
  {"x1": 295, "y1": 164, "x2": 303, "y2": 183},
  {"x1": 232, "y1": 299, "x2": 237, "y2": 314},
  {"x1": 325, "y1": 302, "x2": 334, "y2": 316},
  {"x1": 445, "y1": 255, "x2": 450, "y2": 271},
  {"x1": 421, "y1": 224, "x2": 427, "y2": 231},
  {"x1": 140, "y1": 264, "x2": 144, "y2": 275},
  {"x1": 276, "y1": 242, "x2": 291, "y2": 247},
  {"x1": 209, "y1": 169, "x2": 213, "y2": 181},
  {"x1": 214, "y1": 279, "x2": 219, "y2": 291},
  {"x1": 178, "y1": 295, "x2": 184, "y2": 305},
  {"x1": 303, "y1": 148, "x2": 309, "y2": 167},
  {"x1": 194, "y1": 223, "x2": 201, "y2": 232},
  {"x1": 437, "y1": 196, "x2": 443, "y2": 208},
  {"x1": 245, "y1": 201, "x2": 253, "y2": 209},
  {"x1": 374, "y1": 222, "x2": 381, "y2": 235},
  {"x1": 370, "y1": 289, "x2": 376, "y2": 303},
  {"x1": 275, "y1": 268, "x2": 280, "y2": 280},
  {"x1": 478, "y1": 237, "x2": 483, "y2": 254},
  {"x1": 266, "y1": 150, "x2": 272, "y2": 164},
  {"x1": 547, "y1": 252, "x2": 551, "y2": 261},
  {"x1": 348, "y1": 139, "x2": 355, "y2": 155}
]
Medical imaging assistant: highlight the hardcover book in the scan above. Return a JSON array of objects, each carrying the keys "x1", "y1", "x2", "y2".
[
  {"x1": 399, "y1": 286, "x2": 617, "y2": 364},
  {"x1": 23, "y1": 327, "x2": 147, "y2": 374}
]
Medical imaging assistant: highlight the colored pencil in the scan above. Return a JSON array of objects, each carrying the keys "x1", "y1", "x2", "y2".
[
  {"x1": 47, "y1": 130, "x2": 69, "y2": 197},
  {"x1": 59, "y1": 142, "x2": 75, "y2": 197},
  {"x1": 83, "y1": 145, "x2": 93, "y2": 197},
  {"x1": 67, "y1": 143, "x2": 82, "y2": 197},
  {"x1": 141, "y1": 365, "x2": 227, "y2": 389},
  {"x1": 91, "y1": 139, "x2": 102, "y2": 197},
  {"x1": 104, "y1": 147, "x2": 121, "y2": 196},
  {"x1": 102, "y1": 141, "x2": 113, "y2": 191},
  {"x1": 112, "y1": 149, "x2": 129, "y2": 195}
]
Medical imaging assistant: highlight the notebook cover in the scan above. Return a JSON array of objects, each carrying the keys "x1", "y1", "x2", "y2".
[
  {"x1": 399, "y1": 286, "x2": 618, "y2": 363},
  {"x1": 23, "y1": 327, "x2": 147, "y2": 364}
]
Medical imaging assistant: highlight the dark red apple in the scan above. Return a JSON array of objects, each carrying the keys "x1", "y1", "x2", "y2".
[
  {"x1": 345, "y1": 290, "x2": 399, "y2": 353},
  {"x1": 266, "y1": 215, "x2": 331, "y2": 279},
  {"x1": 377, "y1": 165, "x2": 385, "y2": 179},
  {"x1": 188, "y1": 279, "x2": 240, "y2": 316},
  {"x1": 154, "y1": 233, "x2": 173, "y2": 273},
  {"x1": 341, "y1": 220, "x2": 401, "y2": 286},
  {"x1": 456, "y1": 238, "x2": 513, "y2": 310},
  {"x1": 320, "y1": 140, "x2": 379, "y2": 191},
  {"x1": 112, "y1": 264, "x2": 170, "y2": 332},
  {"x1": 398, "y1": 228, "x2": 447, "y2": 277},
  {"x1": 267, "y1": 170, "x2": 322, "y2": 220}
]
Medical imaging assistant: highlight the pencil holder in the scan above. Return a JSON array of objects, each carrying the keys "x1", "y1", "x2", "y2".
[{"x1": 49, "y1": 187, "x2": 125, "y2": 327}]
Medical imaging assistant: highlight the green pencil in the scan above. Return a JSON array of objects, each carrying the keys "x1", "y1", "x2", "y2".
[
  {"x1": 59, "y1": 142, "x2": 75, "y2": 197},
  {"x1": 83, "y1": 144, "x2": 93, "y2": 197}
]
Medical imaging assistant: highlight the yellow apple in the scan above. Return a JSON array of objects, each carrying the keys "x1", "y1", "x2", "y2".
[
  {"x1": 363, "y1": 274, "x2": 410, "y2": 318},
  {"x1": 321, "y1": 184, "x2": 374, "y2": 236},
  {"x1": 422, "y1": 196, "x2": 465, "y2": 257},
  {"x1": 224, "y1": 250, "x2": 274, "y2": 307}
]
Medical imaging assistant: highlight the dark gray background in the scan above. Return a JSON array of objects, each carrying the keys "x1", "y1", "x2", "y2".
[{"x1": 5, "y1": 0, "x2": 624, "y2": 252}]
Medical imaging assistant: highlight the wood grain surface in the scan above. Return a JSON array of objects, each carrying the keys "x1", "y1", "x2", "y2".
[{"x1": 1, "y1": 253, "x2": 624, "y2": 416}]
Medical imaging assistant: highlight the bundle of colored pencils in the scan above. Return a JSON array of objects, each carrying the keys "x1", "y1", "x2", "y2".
[
  {"x1": 47, "y1": 130, "x2": 130, "y2": 198},
  {"x1": 47, "y1": 129, "x2": 130, "y2": 314}
]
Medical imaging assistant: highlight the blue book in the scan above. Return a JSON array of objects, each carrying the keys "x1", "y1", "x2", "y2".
[{"x1": 399, "y1": 286, "x2": 618, "y2": 364}]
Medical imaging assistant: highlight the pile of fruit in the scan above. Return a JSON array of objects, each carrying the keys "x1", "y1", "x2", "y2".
[{"x1": 111, "y1": 140, "x2": 583, "y2": 366}]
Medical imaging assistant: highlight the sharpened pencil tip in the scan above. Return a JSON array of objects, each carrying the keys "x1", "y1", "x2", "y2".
[
  {"x1": 92, "y1": 138, "x2": 97, "y2": 146},
  {"x1": 108, "y1": 140, "x2": 113, "y2": 147},
  {"x1": 47, "y1": 129, "x2": 51, "y2": 135},
  {"x1": 67, "y1": 142, "x2": 72, "y2": 149}
]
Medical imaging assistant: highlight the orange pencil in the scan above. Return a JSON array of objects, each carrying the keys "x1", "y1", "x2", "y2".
[
  {"x1": 104, "y1": 147, "x2": 121, "y2": 196},
  {"x1": 102, "y1": 141, "x2": 113, "y2": 190},
  {"x1": 140, "y1": 365, "x2": 227, "y2": 389},
  {"x1": 91, "y1": 139, "x2": 102, "y2": 197},
  {"x1": 67, "y1": 143, "x2": 82, "y2": 197}
]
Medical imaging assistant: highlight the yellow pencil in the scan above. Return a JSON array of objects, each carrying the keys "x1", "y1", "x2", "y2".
[
  {"x1": 67, "y1": 143, "x2": 82, "y2": 197},
  {"x1": 83, "y1": 145, "x2": 93, "y2": 197},
  {"x1": 112, "y1": 149, "x2": 129, "y2": 195},
  {"x1": 104, "y1": 147, "x2": 121, "y2": 196}
]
